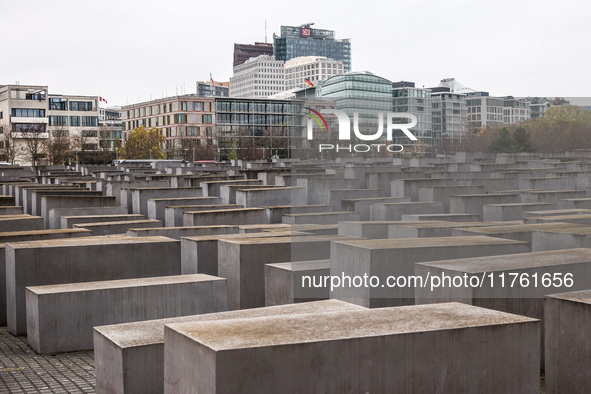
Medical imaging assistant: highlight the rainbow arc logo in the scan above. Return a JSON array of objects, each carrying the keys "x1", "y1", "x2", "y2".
[{"x1": 304, "y1": 107, "x2": 328, "y2": 131}]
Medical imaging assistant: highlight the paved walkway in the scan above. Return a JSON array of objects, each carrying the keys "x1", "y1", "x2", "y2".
[{"x1": 0, "y1": 327, "x2": 95, "y2": 393}]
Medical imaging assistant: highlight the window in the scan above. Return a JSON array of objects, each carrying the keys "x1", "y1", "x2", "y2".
[
  {"x1": 203, "y1": 115, "x2": 212, "y2": 123},
  {"x1": 52, "y1": 130, "x2": 69, "y2": 137},
  {"x1": 174, "y1": 114, "x2": 187, "y2": 123},
  {"x1": 70, "y1": 116, "x2": 80, "y2": 126},
  {"x1": 81, "y1": 116, "x2": 98, "y2": 127},
  {"x1": 13, "y1": 123, "x2": 46, "y2": 133},
  {"x1": 49, "y1": 116, "x2": 68, "y2": 126},
  {"x1": 70, "y1": 101, "x2": 93, "y2": 111},
  {"x1": 49, "y1": 98, "x2": 67, "y2": 110},
  {"x1": 82, "y1": 130, "x2": 97, "y2": 137},
  {"x1": 11, "y1": 108, "x2": 46, "y2": 117},
  {"x1": 26, "y1": 93, "x2": 46, "y2": 100}
]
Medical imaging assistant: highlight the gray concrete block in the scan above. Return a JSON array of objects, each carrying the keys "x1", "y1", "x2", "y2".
[
  {"x1": 0, "y1": 215, "x2": 44, "y2": 232},
  {"x1": 415, "y1": 249, "x2": 591, "y2": 370},
  {"x1": 48, "y1": 206, "x2": 129, "y2": 230},
  {"x1": 127, "y1": 225, "x2": 240, "y2": 240},
  {"x1": 5, "y1": 236, "x2": 181, "y2": 335},
  {"x1": 400, "y1": 213, "x2": 480, "y2": 222},
  {"x1": 26, "y1": 274, "x2": 227, "y2": 354},
  {"x1": 264, "y1": 205, "x2": 330, "y2": 224},
  {"x1": 94, "y1": 300, "x2": 361, "y2": 394},
  {"x1": 545, "y1": 290, "x2": 591, "y2": 393},
  {"x1": 147, "y1": 196, "x2": 221, "y2": 223},
  {"x1": 73, "y1": 219, "x2": 162, "y2": 236},
  {"x1": 61, "y1": 214, "x2": 144, "y2": 229},
  {"x1": 183, "y1": 208, "x2": 268, "y2": 226},
  {"x1": 164, "y1": 204, "x2": 241, "y2": 227},
  {"x1": 163, "y1": 303, "x2": 540, "y2": 394},
  {"x1": 341, "y1": 197, "x2": 410, "y2": 221},
  {"x1": 449, "y1": 193, "x2": 520, "y2": 219},
  {"x1": 370, "y1": 202, "x2": 443, "y2": 221},
  {"x1": 265, "y1": 260, "x2": 330, "y2": 306},
  {"x1": 331, "y1": 236, "x2": 530, "y2": 308},
  {"x1": 282, "y1": 211, "x2": 360, "y2": 225},
  {"x1": 482, "y1": 202, "x2": 556, "y2": 221}
]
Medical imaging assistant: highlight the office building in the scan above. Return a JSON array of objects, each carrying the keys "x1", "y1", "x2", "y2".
[
  {"x1": 121, "y1": 95, "x2": 216, "y2": 158},
  {"x1": 430, "y1": 87, "x2": 467, "y2": 141},
  {"x1": 317, "y1": 72, "x2": 393, "y2": 136},
  {"x1": 466, "y1": 91, "x2": 504, "y2": 131},
  {"x1": 503, "y1": 97, "x2": 531, "y2": 124},
  {"x1": 284, "y1": 56, "x2": 344, "y2": 90},
  {"x1": 529, "y1": 97, "x2": 552, "y2": 119},
  {"x1": 392, "y1": 81, "x2": 433, "y2": 142},
  {"x1": 98, "y1": 106, "x2": 122, "y2": 149},
  {"x1": 196, "y1": 81, "x2": 229, "y2": 97},
  {"x1": 233, "y1": 42, "x2": 274, "y2": 67},
  {"x1": 230, "y1": 55, "x2": 285, "y2": 98},
  {"x1": 274, "y1": 24, "x2": 351, "y2": 72}
]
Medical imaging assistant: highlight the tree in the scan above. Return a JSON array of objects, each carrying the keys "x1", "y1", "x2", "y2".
[
  {"x1": 20, "y1": 124, "x2": 47, "y2": 166},
  {"x1": 512, "y1": 127, "x2": 535, "y2": 152},
  {"x1": 119, "y1": 126, "x2": 165, "y2": 159},
  {"x1": 488, "y1": 128, "x2": 514, "y2": 153},
  {"x1": 0, "y1": 122, "x2": 19, "y2": 164},
  {"x1": 46, "y1": 127, "x2": 72, "y2": 164}
]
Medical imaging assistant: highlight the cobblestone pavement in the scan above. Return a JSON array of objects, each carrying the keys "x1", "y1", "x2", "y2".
[{"x1": 0, "y1": 327, "x2": 95, "y2": 393}]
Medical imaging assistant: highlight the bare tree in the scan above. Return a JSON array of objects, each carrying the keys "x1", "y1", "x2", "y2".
[
  {"x1": 46, "y1": 126, "x2": 72, "y2": 165},
  {"x1": 0, "y1": 122, "x2": 19, "y2": 164},
  {"x1": 19, "y1": 124, "x2": 47, "y2": 166}
]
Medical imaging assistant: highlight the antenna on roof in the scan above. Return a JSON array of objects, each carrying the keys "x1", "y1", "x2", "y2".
[{"x1": 265, "y1": 20, "x2": 267, "y2": 43}]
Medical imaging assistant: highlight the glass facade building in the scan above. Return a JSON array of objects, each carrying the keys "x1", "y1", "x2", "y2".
[
  {"x1": 274, "y1": 25, "x2": 351, "y2": 72},
  {"x1": 317, "y1": 72, "x2": 393, "y2": 134},
  {"x1": 392, "y1": 82, "x2": 433, "y2": 142}
]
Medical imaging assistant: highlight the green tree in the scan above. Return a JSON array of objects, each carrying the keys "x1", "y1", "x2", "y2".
[
  {"x1": 488, "y1": 128, "x2": 514, "y2": 153},
  {"x1": 119, "y1": 126, "x2": 165, "y2": 159},
  {"x1": 512, "y1": 127, "x2": 535, "y2": 152}
]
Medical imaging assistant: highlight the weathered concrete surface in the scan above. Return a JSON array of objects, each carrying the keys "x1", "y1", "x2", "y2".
[
  {"x1": 341, "y1": 197, "x2": 410, "y2": 221},
  {"x1": 0, "y1": 228, "x2": 91, "y2": 243},
  {"x1": 331, "y1": 236, "x2": 530, "y2": 308},
  {"x1": 524, "y1": 213, "x2": 591, "y2": 225},
  {"x1": 236, "y1": 187, "x2": 303, "y2": 209},
  {"x1": 147, "y1": 196, "x2": 221, "y2": 223},
  {"x1": 388, "y1": 221, "x2": 521, "y2": 238},
  {"x1": 94, "y1": 300, "x2": 361, "y2": 394},
  {"x1": 482, "y1": 202, "x2": 556, "y2": 221},
  {"x1": 0, "y1": 215, "x2": 44, "y2": 232},
  {"x1": 415, "y1": 249, "x2": 591, "y2": 370},
  {"x1": 418, "y1": 185, "x2": 485, "y2": 212},
  {"x1": 61, "y1": 214, "x2": 144, "y2": 229},
  {"x1": 264, "y1": 205, "x2": 330, "y2": 224},
  {"x1": 181, "y1": 231, "x2": 293, "y2": 276},
  {"x1": 183, "y1": 208, "x2": 267, "y2": 227},
  {"x1": 451, "y1": 222, "x2": 587, "y2": 245},
  {"x1": 26, "y1": 274, "x2": 227, "y2": 354},
  {"x1": 164, "y1": 204, "x2": 241, "y2": 227},
  {"x1": 163, "y1": 303, "x2": 539, "y2": 394},
  {"x1": 531, "y1": 226, "x2": 591, "y2": 252},
  {"x1": 127, "y1": 225, "x2": 240, "y2": 240},
  {"x1": 131, "y1": 187, "x2": 202, "y2": 217},
  {"x1": 41, "y1": 196, "x2": 117, "y2": 227},
  {"x1": 370, "y1": 202, "x2": 443, "y2": 221},
  {"x1": 73, "y1": 219, "x2": 162, "y2": 236},
  {"x1": 282, "y1": 211, "x2": 360, "y2": 225},
  {"x1": 219, "y1": 236, "x2": 356, "y2": 310},
  {"x1": 449, "y1": 193, "x2": 520, "y2": 219},
  {"x1": 545, "y1": 290, "x2": 591, "y2": 393},
  {"x1": 338, "y1": 220, "x2": 441, "y2": 239},
  {"x1": 5, "y1": 236, "x2": 181, "y2": 335},
  {"x1": 48, "y1": 206, "x2": 128, "y2": 230},
  {"x1": 265, "y1": 260, "x2": 330, "y2": 306},
  {"x1": 400, "y1": 213, "x2": 480, "y2": 222}
]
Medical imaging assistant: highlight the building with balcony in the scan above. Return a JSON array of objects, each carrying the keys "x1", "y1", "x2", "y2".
[
  {"x1": 430, "y1": 87, "x2": 467, "y2": 141},
  {"x1": 233, "y1": 42, "x2": 274, "y2": 67},
  {"x1": 503, "y1": 97, "x2": 531, "y2": 124},
  {"x1": 196, "y1": 81, "x2": 229, "y2": 97},
  {"x1": 392, "y1": 81, "x2": 433, "y2": 142}
]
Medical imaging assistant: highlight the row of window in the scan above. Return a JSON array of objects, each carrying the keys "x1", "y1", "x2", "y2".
[
  {"x1": 11, "y1": 108, "x2": 46, "y2": 118},
  {"x1": 48, "y1": 116, "x2": 98, "y2": 127}
]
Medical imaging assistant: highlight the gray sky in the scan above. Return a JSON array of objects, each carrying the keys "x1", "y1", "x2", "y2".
[{"x1": 2, "y1": 0, "x2": 590, "y2": 107}]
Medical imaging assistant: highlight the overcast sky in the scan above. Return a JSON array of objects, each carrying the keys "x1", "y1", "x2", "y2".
[{"x1": 2, "y1": 0, "x2": 590, "y2": 107}]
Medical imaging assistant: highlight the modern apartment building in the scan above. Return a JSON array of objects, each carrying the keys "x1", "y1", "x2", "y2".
[
  {"x1": 229, "y1": 55, "x2": 285, "y2": 98},
  {"x1": 430, "y1": 87, "x2": 467, "y2": 141},
  {"x1": 0, "y1": 84, "x2": 105, "y2": 164},
  {"x1": 503, "y1": 97, "x2": 531, "y2": 124},
  {"x1": 284, "y1": 56, "x2": 344, "y2": 90},
  {"x1": 233, "y1": 42, "x2": 274, "y2": 67},
  {"x1": 466, "y1": 92, "x2": 504, "y2": 132},
  {"x1": 392, "y1": 81, "x2": 433, "y2": 142},
  {"x1": 121, "y1": 95, "x2": 216, "y2": 157},
  {"x1": 528, "y1": 97, "x2": 552, "y2": 119},
  {"x1": 98, "y1": 106, "x2": 122, "y2": 149},
  {"x1": 274, "y1": 24, "x2": 351, "y2": 71}
]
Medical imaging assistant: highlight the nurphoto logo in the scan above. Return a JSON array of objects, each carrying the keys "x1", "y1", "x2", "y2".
[{"x1": 304, "y1": 108, "x2": 418, "y2": 153}]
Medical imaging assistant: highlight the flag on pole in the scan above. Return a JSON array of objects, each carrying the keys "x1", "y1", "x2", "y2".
[
  {"x1": 305, "y1": 79, "x2": 314, "y2": 87},
  {"x1": 100, "y1": 96, "x2": 108, "y2": 104},
  {"x1": 210, "y1": 73, "x2": 215, "y2": 87}
]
